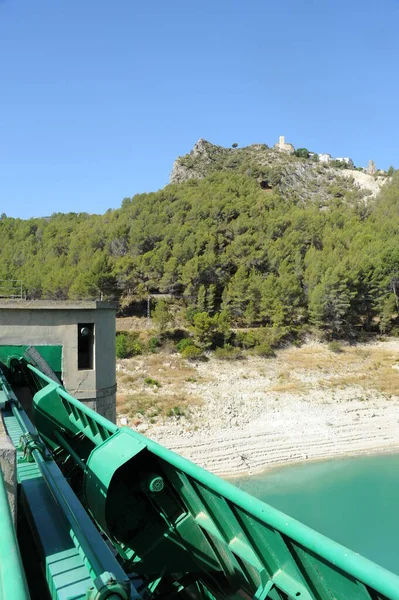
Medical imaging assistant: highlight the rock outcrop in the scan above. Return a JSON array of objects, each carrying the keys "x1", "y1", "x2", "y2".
[
  {"x1": 170, "y1": 139, "x2": 388, "y2": 202},
  {"x1": 367, "y1": 159, "x2": 377, "y2": 175}
]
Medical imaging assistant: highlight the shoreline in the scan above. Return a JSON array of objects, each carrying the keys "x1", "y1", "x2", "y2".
[
  {"x1": 119, "y1": 340, "x2": 399, "y2": 480},
  {"x1": 222, "y1": 444, "x2": 399, "y2": 481},
  {"x1": 155, "y1": 423, "x2": 399, "y2": 478}
]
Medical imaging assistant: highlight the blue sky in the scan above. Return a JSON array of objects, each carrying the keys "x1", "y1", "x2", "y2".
[{"x1": 1, "y1": 0, "x2": 399, "y2": 219}]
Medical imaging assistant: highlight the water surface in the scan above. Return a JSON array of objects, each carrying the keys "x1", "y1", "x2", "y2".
[{"x1": 236, "y1": 453, "x2": 399, "y2": 575}]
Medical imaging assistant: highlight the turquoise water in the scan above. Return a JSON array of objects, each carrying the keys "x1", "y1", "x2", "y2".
[{"x1": 235, "y1": 453, "x2": 399, "y2": 575}]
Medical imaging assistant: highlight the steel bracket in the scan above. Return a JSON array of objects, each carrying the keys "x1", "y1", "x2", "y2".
[
  {"x1": 254, "y1": 570, "x2": 314, "y2": 600},
  {"x1": 19, "y1": 433, "x2": 47, "y2": 463},
  {"x1": 86, "y1": 571, "x2": 131, "y2": 600}
]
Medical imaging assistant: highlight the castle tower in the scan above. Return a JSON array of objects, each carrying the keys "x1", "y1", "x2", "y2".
[{"x1": 274, "y1": 135, "x2": 295, "y2": 154}]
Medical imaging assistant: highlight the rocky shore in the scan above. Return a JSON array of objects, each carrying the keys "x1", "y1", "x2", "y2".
[{"x1": 117, "y1": 341, "x2": 399, "y2": 477}]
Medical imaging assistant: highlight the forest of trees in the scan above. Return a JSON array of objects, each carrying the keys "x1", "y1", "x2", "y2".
[{"x1": 1, "y1": 169, "x2": 399, "y2": 338}]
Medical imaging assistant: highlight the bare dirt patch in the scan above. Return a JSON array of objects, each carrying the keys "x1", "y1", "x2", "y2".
[{"x1": 117, "y1": 340, "x2": 399, "y2": 475}]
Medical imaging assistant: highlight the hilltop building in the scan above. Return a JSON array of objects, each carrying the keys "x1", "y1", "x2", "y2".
[
  {"x1": 274, "y1": 135, "x2": 295, "y2": 154},
  {"x1": 273, "y1": 133, "x2": 358, "y2": 167},
  {"x1": 318, "y1": 153, "x2": 354, "y2": 167},
  {"x1": 319, "y1": 153, "x2": 332, "y2": 163}
]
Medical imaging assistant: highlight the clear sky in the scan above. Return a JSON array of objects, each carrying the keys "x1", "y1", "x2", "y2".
[{"x1": 1, "y1": 0, "x2": 399, "y2": 219}]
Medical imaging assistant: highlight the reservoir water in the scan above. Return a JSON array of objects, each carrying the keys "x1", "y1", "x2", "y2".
[{"x1": 235, "y1": 453, "x2": 399, "y2": 575}]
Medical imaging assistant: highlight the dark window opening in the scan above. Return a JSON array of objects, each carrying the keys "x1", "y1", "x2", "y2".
[{"x1": 78, "y1": 323, "x2": 94, "y2": 370}]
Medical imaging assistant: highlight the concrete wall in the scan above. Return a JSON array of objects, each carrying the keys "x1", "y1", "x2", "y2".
[
  {"x1": 0, "y1": 301, "x2": 117, "y2": 422},
  {"x1": 0, "y1": 417, "x2": 16, "y2": 521}
]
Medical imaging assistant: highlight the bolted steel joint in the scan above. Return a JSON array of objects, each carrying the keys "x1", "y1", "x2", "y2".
[
  {"x1": 19, "y1": 433, "x2": 47, "y2": 463},
  {"x1": 86, "y1": 571, "x2": 131, "y2": 600}
]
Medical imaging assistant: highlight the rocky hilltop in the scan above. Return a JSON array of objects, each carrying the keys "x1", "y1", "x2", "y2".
[{"x1": 170, "y1": 139, "x2": 387, "y2": 205}]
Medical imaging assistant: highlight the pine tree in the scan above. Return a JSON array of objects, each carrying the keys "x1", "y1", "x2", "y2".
[
  {"x1": 152, "y1": 299, "x2": 173, "y2": 333},
  {"x1": 197, "y1": 285, "x2": 206, "y2": 312}
]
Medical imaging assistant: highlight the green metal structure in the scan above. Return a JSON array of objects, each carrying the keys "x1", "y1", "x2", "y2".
[{"x1": 0, "y1": 346, "x2": 399, "y2": 599}]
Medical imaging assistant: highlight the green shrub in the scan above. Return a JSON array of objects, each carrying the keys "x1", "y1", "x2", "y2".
[
  {"x1": 184, "y1": 306, "x2": 201, "y2": 325},
  {"x1": 214, "y1": 344, "x2": 243, "y2": 360},
  {"x1": 254, "y1": 343, "x2": 275, "y2": 358},
  {"x1": 116, "y1": 332, "x2": 143, "y2": 359},
  {"x1": 181, "y1": 345, "x2": 203, "y2": 361},
  {"x1": 177, "y1": 338, "x2": 195, "y2": 353},
  {"x1": 148, "y1": 337, "x2": 161, "y2": 353},
  {"x1": 144, "y1": 377, "x2": 161, "y2": 387},
  {"x1": 235, "y1": 330, "x2": 259, "y2": 349},
  {"x1": 152, "y1": 299, "x2": 173, "y2": 332},
  {"x1": 167, "y1": 406, "x2": 185, "y2": 417},
  {"x1": 294, "y1": 148, "x2": 310, "y2": 159},
  {"x1": 328, "y1": 341, "x2": 343, "y2": 353},
  {"x1": 116, "y1": 334, "x2": 129, "y2": 359},
  {"x1": 128, "y1": 340, "x2": 143, "y2": 356},
  {"x1": 235, "y1": 326, "x2": 291, "y2": 350},
  {"x1": 191, "y1": 311, "x2": 232, "y2": 349},
  {"x1": 258, "y1": 165, "x2": 282, "y2": 186}
]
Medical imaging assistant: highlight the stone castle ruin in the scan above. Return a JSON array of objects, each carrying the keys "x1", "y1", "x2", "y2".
[{"x1": 274, "y1": 135, "x2": 295, "y2": 154}]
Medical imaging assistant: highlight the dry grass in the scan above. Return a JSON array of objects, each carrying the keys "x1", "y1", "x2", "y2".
[
  {"x1": 118, "y1": 372, "x2": 141, "y2": 386},
  {"x1": 117, "y1": 390, "x2": 202, "y2": 423},
  {"x1": 273, "y1": 344, "x2": 399, "y2": 397},
  {"x1": 267, "y1": 369, "x2": 308, "y2": 393},
  {"x1": 321, "y1": 350, "x2": 399, "y2": 396},
  {"x1": 137, "y1": 352, "x2": 201, "y2": 385},
  {"x1": 116, "y1": 392, "x2": 129, "y2": 412},
  {"x1": 278, "y1": 346, "x2": 338, "y2": 370},
  {"x1": 116, "y1": 342, "x2": 399, "y2": 428},
  {"x1": 116, "y1": 317, "x2": 151, "y2": 332},
  {"x1": 116, "y1": 351, "x2": 204, "y2": 423},
  {"x1": 268, "y1": 381, "x2": 309, "y2": 394}
]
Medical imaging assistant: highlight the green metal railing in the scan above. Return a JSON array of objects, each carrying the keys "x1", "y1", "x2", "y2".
[
  {"x1": 0, "y1": 468, "x2": 30, "y2": 600},
  {"x1": 27, "y1": 363, "x2": 399, "y2": 600},
  {"x1": 0, "y1": 366, "x2": 137, "y2": 600}
]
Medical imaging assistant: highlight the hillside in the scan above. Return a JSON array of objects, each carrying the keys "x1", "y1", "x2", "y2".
[
  {"x1": 0, "y1": 139, "x2": 398, "y2": 337},
  {"x1": 170, "y1": 138, "x2": 387, "y2": 203}
]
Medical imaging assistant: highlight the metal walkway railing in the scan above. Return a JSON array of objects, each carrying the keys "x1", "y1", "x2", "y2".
[{"x1": 26, "y1": 363, "x2": 399, "y2": 600}]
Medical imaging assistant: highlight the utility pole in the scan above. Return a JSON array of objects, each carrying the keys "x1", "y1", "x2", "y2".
[{"x1": 147, "y1": 295, "x2": 151, "y2": 328}]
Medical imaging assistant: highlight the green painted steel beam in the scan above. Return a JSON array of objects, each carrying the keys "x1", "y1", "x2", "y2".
[
  {"x1": 3, "y1": 402, "x2": 140, "y2": 600},
  {"x1": 24, "y1": 362, "x2": 399, "y2": 599},
  {"x1": 0, "y1": 468, "x2": 30, "y2": 600},
  {"x1": 0, "y1": 345, "x2": 62, "y2": 375},
  {"x1": 136, "y1": 430, "x2": 399, "y2": 600}
]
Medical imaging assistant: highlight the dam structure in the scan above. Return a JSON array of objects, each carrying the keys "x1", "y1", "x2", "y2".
[{"x1": 0, "y1": 301, "x2": 398, "y2": 599}]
